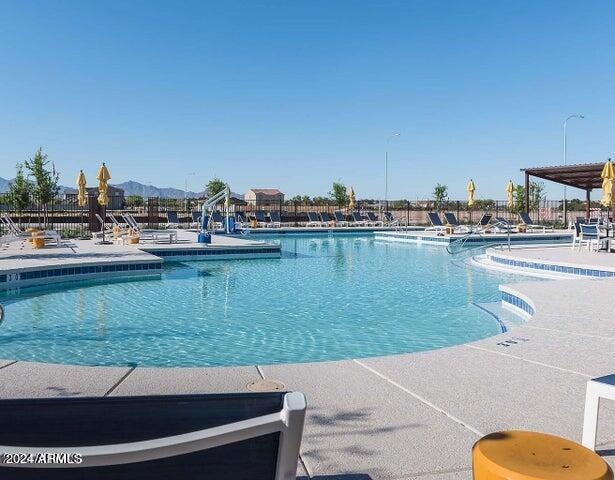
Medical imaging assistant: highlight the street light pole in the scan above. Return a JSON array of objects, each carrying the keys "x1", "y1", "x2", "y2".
[
  {"x1": 385, "y1": 133, "x2": 400, "y2": 211},
  {"x1": 185, "y1": 172, "x2": 196, "y2": 211},
  {"x1": 563, "y1": 114, "x2": 584, "y2": 225}
]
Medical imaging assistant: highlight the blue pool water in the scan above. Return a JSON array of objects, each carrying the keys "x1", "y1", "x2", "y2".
[{"x1": 0, "y1": 235, "x2": 523, "y2": 367}]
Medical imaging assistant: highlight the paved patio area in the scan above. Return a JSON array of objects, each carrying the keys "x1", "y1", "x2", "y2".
[{"x1": 0, "y1": 274, "x2": 612, "y2": 479}]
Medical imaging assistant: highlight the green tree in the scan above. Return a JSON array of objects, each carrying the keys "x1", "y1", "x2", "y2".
[
  {"x1": 510, "y1": 185, "x2": 525, "y2": 214},
  {"x1": 432, "y1": 184, "x2": 448, "y2": 211},
  {"x1": 206, "y1": 178, "x2": 226, "y2": 198},
  {"x1": 7, "y1": 163, "x2": 32, "y2": 226},
  {"x1": 529, "y1": 181, "x2": 546, "y2": 213},
  {"x1": 329, "y1": 181, "x2": 348, "y2": 206},
  {"x1": 126, "y1": 195, "x2": 144, "y2": 207},
  {"x1": 25, "y1": 148, "x2": 60, "y2": 227}
]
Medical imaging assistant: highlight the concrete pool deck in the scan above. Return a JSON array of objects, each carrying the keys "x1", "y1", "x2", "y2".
[{"x1": 0, "y1": 272, "x2": 613, "y2": 478}]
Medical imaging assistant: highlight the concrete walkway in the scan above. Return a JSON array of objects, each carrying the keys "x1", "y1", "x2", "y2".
[{"x1": 0, "y1": 275, "x2": 613, "y2": 479}]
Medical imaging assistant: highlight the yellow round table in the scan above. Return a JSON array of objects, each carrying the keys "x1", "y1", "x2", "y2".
[{"x1": 473, "y1": 431, "x2": 613, "y2": 480}]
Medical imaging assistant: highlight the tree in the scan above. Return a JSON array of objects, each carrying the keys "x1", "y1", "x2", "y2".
[
  {"x1": 206, "y1": 178, "x2": 226, "y2": 198},
  {"x1": 529, "y1": 181, "x2": 546, "y2": 212},
  {"x1": 329, "y1": 181, "x2": 348, "y2": 206},
  {"x1": 511, "y1": 185, "x2": 525, "y2": 214},
  {"x1": 126, "y1": 195, "x2": 144, "y2": 207},
  {"x1": 7, "y1": 163, "x2": 32, "y2": 226},
  {"x1": 25, "y1": 148, "x2": 60, "y2": 227},
  {"x1": 432, "y1": 184, "x2": 448, "y2": 211}
]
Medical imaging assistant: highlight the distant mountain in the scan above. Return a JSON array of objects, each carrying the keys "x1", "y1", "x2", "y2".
[
  {"x1": 0, "y1": 177, "x2": 244, "y2": 200},
  {"x1": 112, "y1": 181, "x2": 205, "y2": 198}
]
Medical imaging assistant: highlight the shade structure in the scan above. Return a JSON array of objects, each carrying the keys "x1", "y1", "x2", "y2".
[
  {"x1": 348, "y1": 187, "x2": 356, "y2": 211},
  {"x1": 466, "y1": 180, "x2": 475, "y2": 207},
  {"x1": 96, "y1": 163, "x2": 111, "y2": 206},
  {"x1": 600, "y1": 159, "x2": 615, "y2": 208},
  {"x1": 76, "y1": 170, "x2": 87, "y2": 207},
  {"x1": 506, "y1": 180, "x2": 514, "y2": 208}
]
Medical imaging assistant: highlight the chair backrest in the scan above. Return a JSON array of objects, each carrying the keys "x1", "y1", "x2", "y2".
[
  {"x1": 254, "y1": 211, "x2": 266, "y2": 222},
  {"x1": 0, "y1": 392, "x2": 305, "y2": 480},
  {"x1": 333, "y1": 211, "x2": 346, "y2": 221},
  {"x1": 235, "y1": 211, "x2": 247, "y2": 222},
  {"x1": 580, "y1": 224, "x2": 599, "y2": 238},
  {"x1": 519, "y1": 212, "x2": 533, "y2": 225},
  {"x1": 589, "y1": 218, "x2": 599, "y2": 224},
  {"x1": 191, "y1": 211, "x2": 201, "y2": 223},
  {"x1": 366, "y1": 212, "x2": 378, "y2": 221},
  {"x1": 95, "y1": 213, "x2": 106, "y2": 228},
  {"x1": 443, "y1": 212, "x2": 459, "y2": 226},
  {"x1": 108, "y1": 214, "x2": 122, "y2": 227},
  {"x1": 307, "y1": 212, "x2": 320, "y2": 222},
  {"x1": 122, "y1": 214, "x2": 140, "y2": 231},
  {"x1": 477, "y1": 214, "x2": 492, "y2": 226},
  {"x1": 427, "y1": 212, "x2": 443, "y2": 227},
  {"x1": 351, "y1": 212, "x2": 363, "y2": 222},
  {"x1": 320, "y1": 212, "x2": 332, "y2": 222},
  {"x1": 167, "y1": 211, "x2": 179, "y2": 224},
  {"x1": 210, "y1": 211, "x2": 223, "y2": 222},
  {"x1": 269, "y1": 211, "x2": 281, "y2": 223},
  {"x1": 0, "y1": 215, "x2": 21, "y2": 235},
  {"x1": 495, "y1": 217, "x2": 510, "y2": 226}
]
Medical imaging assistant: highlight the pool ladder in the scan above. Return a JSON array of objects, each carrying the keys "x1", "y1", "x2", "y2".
[{"x1": 446, "y1": 220, "x2": 512, "y2": 255}]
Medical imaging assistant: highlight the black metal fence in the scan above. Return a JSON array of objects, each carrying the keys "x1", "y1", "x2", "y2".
[{"x1": 0, "y1": 194, "x2": 604, "y2": 236}]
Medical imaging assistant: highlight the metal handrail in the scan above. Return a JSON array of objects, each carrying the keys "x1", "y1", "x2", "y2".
[{"x1": 446, "y1": 220, "x2": 512, "y2": 255}]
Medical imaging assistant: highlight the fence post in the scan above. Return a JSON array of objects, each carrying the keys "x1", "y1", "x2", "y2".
[
  {"x1": 406, "y1": 200, "x2": 409, "y2": 226},
  {"x1": 456, "y1": 201, "x2": 460, "y2": 221},
  {"x1": 294, "y1": 201, "x2": 298, "y2": 227}
]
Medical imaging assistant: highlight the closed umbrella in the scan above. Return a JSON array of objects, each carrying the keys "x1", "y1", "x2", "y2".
[
  {"x1": 467, "y1": 180, "x2": 475, "y2": 208},
  {"x1": 96, "y1": 163, "x2": 111, "y2": 243},
  {"x1": 506, "y1": 180, "x2": 514, "y2": 209},
  {"x1": 348, "y1": 187, "x2": 356, "y2": 211},
  {"x1": 600, "y1": 159, "x2": 615, "y2": 208},
  {"x1": 76, "y1": 170, "x2": 87, "y2": 238}
]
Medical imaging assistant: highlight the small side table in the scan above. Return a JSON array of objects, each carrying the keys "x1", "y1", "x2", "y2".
[
  {"x1": 444, "y1": 224, "x2": 455, "y2": 235},
  {"x1": 582, "y1": 374, "x2": 615, "y2": 450},
  {"x1": 517, "y1": 224, "x2": 527, "y2": 233}
]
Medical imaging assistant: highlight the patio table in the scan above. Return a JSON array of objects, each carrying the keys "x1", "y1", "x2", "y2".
[{"x1": 582, "y1": 374, "x2": 615, "y2": 451}]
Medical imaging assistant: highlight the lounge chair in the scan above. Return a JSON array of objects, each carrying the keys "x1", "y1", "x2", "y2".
[
  {"x1": 366, "y1": 212, "x2": 383, "y2": 226},
  {"x1": 494, "y1": 217, "x2": 515, "y2": 233},
  {"x1": 190, "y1": 211, "x2": 201, "y2": 229},
  {"x1": 333, "y1": 211, "x2": 348, "y2": 226},
  {"x1": 474, "y1": 214, "x2": 493, "y2": 232},
  {"x1": 166, "y1": 211, "x2": 180, "y2": 229},
  {"x1": 0, "y1": 391, "x2": 306, "y2": 480},
  {"x1": 108, "y1": 214, "x2": 126, "y2": 229},
  {"x1": 0, "y1": 214, "x2": 61, "y2": 246},
  {"x1": 306, "y1": 212, "x2": 322, "y2": 227},
  {"x1": 319, "y1": 212, "x2": 335, "y2": 227},
  {"x1": 442, "y1": 212, "x2": 470, "y2": 233},
  {"x1": 426, "y1": 212, "x2": 445, "y2": 232},
  {"x1": 269, "y1": 211, "x2": 282, "y2": 228},
  {"x1": 518, "y1": 212, "x2": 553, "y2": 233},
  {"x1": 122, "y1": 214, "x2": 177, "y2": 243},
  {"x1": 94, "y1": 213, "x2": 115, "y2": 238},
  {"x1": 383, "y1": 211, "x2": 399, "y2": 226},
  {"x1": 351, "y1": 212, "x2": 367, "y2": 226},
  {"x1": 234, "y1": 212, "x2": 248, "y2": 229},
  {"x1": 209, "y1": 211, "x2": 224, "y2": 230},
  {"x1": 252, "y1": 211, "x2": 268, "y2": 228}
]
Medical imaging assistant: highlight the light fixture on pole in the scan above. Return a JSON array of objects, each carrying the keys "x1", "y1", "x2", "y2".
[
  {"x1": 563, "y1": 114, "x2": 584, "y2": 224},
  {"x1": 385, "y1": 133, "x2": 401, "y2": 210}
]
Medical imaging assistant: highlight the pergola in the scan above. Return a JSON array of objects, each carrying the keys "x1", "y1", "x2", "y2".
[{"x1": 521, "y1": 162, "x2": 614, "y2": 221}]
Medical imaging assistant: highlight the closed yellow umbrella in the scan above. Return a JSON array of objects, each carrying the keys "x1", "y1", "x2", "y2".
[
  {"x1": 348, "y1": 187, "x2": 356, "y2": 211},
  {"x1": 506, "y1": 180, "x2": 514, "y2": 208},
  {"x1": 76, "y1": 170, "x2": 87, "y2": 207},
  {"x1": 467, "y1": 179, "x2": 475, "y2": 207},
  {"x1": 600, "y1": 159, "x2": 615, "y2": 207},
  {"x1": 96, "y1": 162, "x2": 111, "y2": 206}
]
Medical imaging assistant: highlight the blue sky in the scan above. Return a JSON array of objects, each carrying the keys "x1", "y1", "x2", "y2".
[{"x1": 1, "y1": 0, "x2": 614, "y2": 200}]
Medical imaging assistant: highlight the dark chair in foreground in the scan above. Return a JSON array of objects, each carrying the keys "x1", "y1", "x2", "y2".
[
  {"x1": 494, "y1": 217, "x2": 515, "y2": 233},
  {"x1": 0, "y1": 392, "x2": 306, "y2": 480},
  {"x1": 253, "y1": 211, "x2": 268, "y2": 227},
  {"x1": 351, "y1": 212, "x2": 367, "y2": 226},
  {"x1": 383, "y1": 211, "x2": 399, "y2": 226},
  {"x1": 268, "y1": 211, "x2": 282, "y2": 228},
  {"x1": 319, "y1": 212, "x2": 334, "y2": 226},
  {"x1": 306, "y1": 212, "x2": 322, "y2": 227},
  {"x1": 166, "y1": 211, "x2": 180, "y2": 229},
  {"x1": 209, "y1": 211, "x2": 224, "y2": 230},
  {"x1": 518, "y1": 212, "x2": 553, "y2": 233},
  {"x1": 474, "y1": 213, "x2": 492, "y2": 231},
  {"x1": 234, "y1": 211, "x2": 248, "y2": 228},
  {"x1": 333, "y1": 211, "x2": 348, "y2": 226},
  {"x1": 443, "y1": 212, "x2": 469, "y2": 232},
  {"x1": 426, "y1": 212, "x2": 445, "y2": 232},
  {"x1": 365, "y1": 212, "x2": 383, "y2": 226},
  {"x1": 190, "y1": 211, "x2": 201, "y2": 229}
]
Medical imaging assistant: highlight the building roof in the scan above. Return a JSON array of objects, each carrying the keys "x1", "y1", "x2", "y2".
[
  {"x1": 247, "y1": 188, "x2": 283, "y2": 195},
  {"x1": 522, "y1": 162, "x2": 605, "y2": 190}
]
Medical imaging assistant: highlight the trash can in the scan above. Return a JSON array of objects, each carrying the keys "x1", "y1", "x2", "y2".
[
  {"x1": 197, "y1": 232, "x2": 211, "y2": 244},
  {"x1": 225, "y1": 216, "x2": 235, "y2": 233}
]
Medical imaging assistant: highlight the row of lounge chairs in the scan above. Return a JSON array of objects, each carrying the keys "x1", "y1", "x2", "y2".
[
  {"x1": 428, "y1": 211, "x2": 553, "y2": 234},
  {"x1": 0, "y1": 214, "x2": 62, "y2": 246},
  {"x1": 96, "y1": 213, "x2": 178, "y2": 243},
  {"x1": 177, "y1": 210, "x2": 400, "y2": 230}
]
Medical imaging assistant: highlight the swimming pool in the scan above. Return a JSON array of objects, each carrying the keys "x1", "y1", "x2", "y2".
[{"x1": 0, "y1": 234, "x2": 523, "y2": 367}]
